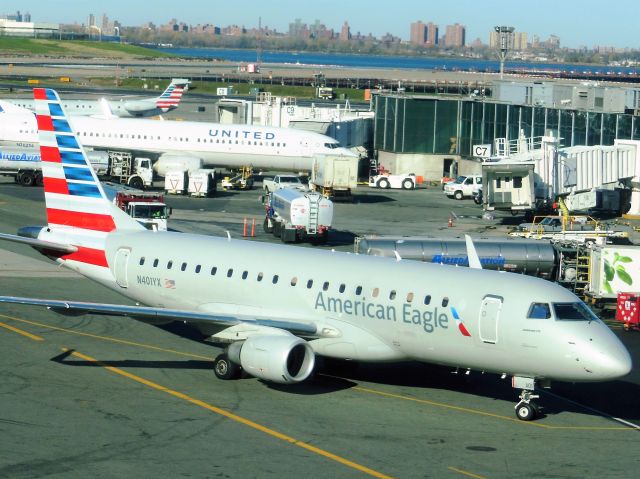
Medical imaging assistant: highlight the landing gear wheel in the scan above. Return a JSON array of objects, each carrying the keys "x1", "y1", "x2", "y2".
[
  {"x1": 454, "y1": 190, "x2": 463, "y2": 200},
  {"x1": 515, "y1": 402, "x2": 537, "y2": 421},
  {"x1": 213, "y1": 354, "x2": 241, "y2": 380}
]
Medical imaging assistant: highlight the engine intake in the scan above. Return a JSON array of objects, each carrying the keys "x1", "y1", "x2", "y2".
[{"x1": 229, "y1": 334, "x2": 315, "y2": 384}]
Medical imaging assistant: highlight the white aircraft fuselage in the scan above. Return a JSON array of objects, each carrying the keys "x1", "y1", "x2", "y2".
[{"x1": 0, "y1": 112, "x2": 355, "y2": 172}]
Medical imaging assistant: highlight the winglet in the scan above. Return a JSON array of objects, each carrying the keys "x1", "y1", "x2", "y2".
[{"x1": 465, "y1": 235, "x2": 482, "y2": 270}]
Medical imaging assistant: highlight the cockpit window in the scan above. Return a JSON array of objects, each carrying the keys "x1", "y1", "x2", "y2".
[
  {"x1": 324, "y1": 142, "x2": 338, "y2": 149},
  {"x1": 553, "y1": 302, "x2": 598, "y2": 321},
  {"x1": 527, "y1": 303, "x2": 551, "y2": 319}
]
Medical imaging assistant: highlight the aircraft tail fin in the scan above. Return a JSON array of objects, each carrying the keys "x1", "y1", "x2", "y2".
[
  {"x1": 155, "y1": 79, "x2": 187, "y2": 110},
  {"x1": 33, "y1": 87, "x2": 143, "y2": 239}
]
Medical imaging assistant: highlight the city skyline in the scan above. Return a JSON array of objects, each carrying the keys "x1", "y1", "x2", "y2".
[{"x1": 5, "y1": 0, "x2": 639, "y2": 49}]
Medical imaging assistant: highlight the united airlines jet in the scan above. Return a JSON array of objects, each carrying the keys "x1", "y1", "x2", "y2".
[{"x1": 0, "y1": 89, "x2": 631, "y2": 421}]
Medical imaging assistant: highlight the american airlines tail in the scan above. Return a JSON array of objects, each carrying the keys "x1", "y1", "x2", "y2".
[
  {"x1": 154, "y1": 80, "x2": 187, "y2": 111},
  {"x1": 31, "y1": 87, "x2": 143, "y2": 280}
]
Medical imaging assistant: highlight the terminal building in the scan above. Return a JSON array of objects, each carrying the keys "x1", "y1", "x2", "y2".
[{"x1": 373, "y1": 80, "x2": 640, "y2": 181}]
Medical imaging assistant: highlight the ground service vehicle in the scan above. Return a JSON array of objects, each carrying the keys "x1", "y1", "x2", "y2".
[
  {"x1": 164, "y1": 170, "x2": 189, "y2": 195},
  {"x1": 188, "y1": 169, "x2": 217, "y2": 197},
  {"x1": 444, "y1": 175, "x2": 482, "y2": 199},
  {"x1": 369, "y1": 173, "x2": 416, "y2": 190},
  {"x1": 264, "y1": 188, "x2": 333, "y2": 243},
  {"x1": 103, "y1": 182, "x2": 170, "y2": 231},
  {"x1": 101, "y1": 151, "x2": 153, "y2": 190},
  {"x1": 311, "y1": 155, "x2": 359, "y2": 197},
  {"x1": 262, "y1": 174, "x2": 306, "y2": 193}
]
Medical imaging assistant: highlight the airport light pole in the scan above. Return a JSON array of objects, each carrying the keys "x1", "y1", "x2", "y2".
[{"x1": 494, "y1": 26, "x2": 515, "y2": 79}]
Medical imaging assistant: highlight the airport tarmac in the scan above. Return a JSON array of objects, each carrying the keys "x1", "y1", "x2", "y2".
[{"x1": 1, "y1": 178, "x2": 640, "y2": 479}]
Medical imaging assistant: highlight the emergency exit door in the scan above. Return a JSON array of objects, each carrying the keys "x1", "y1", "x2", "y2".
[
  {"x1": 479, "y1": 295, "x2": 503, "y2": 344},
  {"x1": 114, "y1": 248, "x2": 131, "y2": 288}
]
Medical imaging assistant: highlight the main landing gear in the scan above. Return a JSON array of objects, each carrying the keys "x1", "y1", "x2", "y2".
[
  {"x1": 213, "y1": 353, "x2": 242, "y2": 380},
  {"x1": 512, "y1": 376, "x2": 542, "y2": 421}
]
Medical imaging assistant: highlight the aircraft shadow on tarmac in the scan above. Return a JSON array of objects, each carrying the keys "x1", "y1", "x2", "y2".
[
  {"x1": 352, "y1": 194, "x2": 396, "y2": 204},
  {"x1": 50, "y1": 347, "x2": 640, "y2": 422}
]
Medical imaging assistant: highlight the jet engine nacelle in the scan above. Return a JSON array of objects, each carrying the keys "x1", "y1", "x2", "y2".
[
  {"x1": 229, "y1": 334, "x2": 315, "y2": 384},
  {"x1": 154, "y1": 154, "x2": 203, "y2": 176}
]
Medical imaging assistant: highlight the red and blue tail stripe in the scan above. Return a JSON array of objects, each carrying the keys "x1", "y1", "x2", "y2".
[
  {"x1": 156, "y1": 83, "x2": 185, "y2": 109},
  {"x1": 33, "y1": 87, "x2": 115, "y2": 267},
  {"x1": 450, "y1": 306, "x2": 472, "y2": 337}
]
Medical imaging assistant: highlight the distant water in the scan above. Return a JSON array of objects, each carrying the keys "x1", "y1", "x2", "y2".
[{"x1": 157, "y1": 47, "x2": 640, "y2": 75}]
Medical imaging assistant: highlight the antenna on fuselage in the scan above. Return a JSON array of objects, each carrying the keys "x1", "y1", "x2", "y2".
[{"x1": 465, "y1": 234, "x2": 482, "y2": 270}]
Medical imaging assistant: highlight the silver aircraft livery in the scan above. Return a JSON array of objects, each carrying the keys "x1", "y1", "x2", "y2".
[{"x1": 0, "y1": 88, "x2": 632, "y2": 421}]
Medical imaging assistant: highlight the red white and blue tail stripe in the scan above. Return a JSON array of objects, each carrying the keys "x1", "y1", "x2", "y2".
[
  {"x1": 450, "y1": 306, "x2": 472, "y2": 337},
  {"x1": 33, "y1": 88, "x2": 140, "y2": 270},
  {"x1": 155, "y1": 81, "x2": 186, "y2": 110}
]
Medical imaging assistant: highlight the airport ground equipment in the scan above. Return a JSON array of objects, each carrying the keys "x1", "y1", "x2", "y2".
[
  {"x1": 444, "y1": 175, "x2": 482, "y2": 199},
  {"x1": 102, "y1": 182, "x2": 170, "y2": 231},
  {"x1": 188, "y1": 169, "x2": 217, "y2": 197},
  {"x1": 510, "y1": 215, "x2": 628, "y2": 244},
  {"x1": 311, "y1": 154, "x2": 359, "y2": 198},
  {"x1": 616, "y1": 293, "x2": 640, "y2": 331},
  {"x1": 0, "y1": 146, "x2": 109, "y2": 186},
  {"x1": 263, "y1": 188, "x2": 333, "y2": 243},
  {"x1": 368, "y1": 173, "x2": 416, "y2": 190},
  {"x1": 164, "y1": 170, "x2": 189, "y2": 195},
  {"x1": 102, "y1": 151, "x2": 153, "y2": 190},
  {"x1": 220, "y1": 166, "x2": 254, "y2": 190},
  {"x1": 262, "y1": 174, "x2": 306, "y2": 193}
]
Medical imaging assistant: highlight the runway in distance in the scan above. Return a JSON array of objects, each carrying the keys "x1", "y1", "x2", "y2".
[
  {"x1": 2, "y1": 78, "x2": 189, "y2": 118},
  {"x1": 0, "y1": 98, "x2": 356, "y2": 174},
  {"x1": 0, "y1": 88, "x2": 632, "y2": 421}
]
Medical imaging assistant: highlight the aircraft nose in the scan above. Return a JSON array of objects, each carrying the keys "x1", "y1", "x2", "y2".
[{"x1": 599, "y1": 345, "x2": 632, "y2": 380}]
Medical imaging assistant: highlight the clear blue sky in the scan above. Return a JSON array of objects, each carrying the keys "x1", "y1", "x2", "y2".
[{"x1": 9, "y1": 0, "x2": 639, "y2": 49}]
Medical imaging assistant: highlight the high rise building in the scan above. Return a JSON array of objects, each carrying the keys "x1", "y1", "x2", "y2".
[
  {"x1": 339, "y1": 21, "x2": 351, "y2": 41},
  {"x1": 513, "y1": 32, "x2": 528, "y2": 50},
  {"x1": 425, "y1": 22, "x2": 438, "y2": 46},
  {"x1": 410, "y1": 21, "x2": 426, "y2": 45},
  {"x1": 87, "y1": 14, "x2": 95, "y2": 27},
  {"x1": 444, "y1": 23, "x2": 465, "y2": 47}
]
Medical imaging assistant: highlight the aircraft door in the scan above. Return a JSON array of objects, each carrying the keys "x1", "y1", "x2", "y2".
[
  {"x1": 114, "y1": 248, "x2": 131, "y2": 288},
  {"x1": 479, "y1": 295, "x2": 502, "y2": 344}
]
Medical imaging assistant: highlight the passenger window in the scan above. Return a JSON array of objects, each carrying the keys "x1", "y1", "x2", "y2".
[
  {"x1": 272, "y1": 275, "x2": 279, "y2": 284},
  {"x1": 153, "y1": 259, "x2": 159, "y2": 267},
  {"x1": 242, "y1": 271, "x2": 248, "y2": 280},
  {"x1": 291, "y1": 277, "x2": 298, "y2": 286},
  {"x1": 211, "y1": 266, "x2": 217, "y2": 275},
  {"x1": 307, "y1": 279, "x2": 313, "y2": 289},
  {"x1": 389, "y1": 290, "x2": 396, "y2": 300},
  {"x1": 372, "y1": 288, "x2": 379, "y2": 298},
  {"x1": 257, "y1": 272, "x2": 264, "y2": 281},
  {"x1": 339, "y1": 284, "x2": 345, "y2": 293},
  {"x1": 323, "y1": 281, "x2": 329, "y2": 291},
  {"x1": 139, "y1": 257, "x2": 145, "y2": 266},
  {"x1": 528, "y1": 303, "x2": 551, "y2": 319},
  {"x1": 195, "y1": 265, "x2": 201, "y2": 273},
  {"x1": 406, "y1": 292, "x2": 414, "y2": 302},
  {"x1": 167, "y1": 260, "x2": 173, "y2": 269},
  {"x1": 181, "y1": 262, "x2": 187, "y2": 272},
  {"x1": 442, "y1": 297, "x2": 449, "y2": 307},
  {"x1": 355, "y1": 286, "x2": 362, "y2": 295},
  {"x1": 227, "y1": 269, "x2": 233, "y2": 278},
  {"x1": 424, "y1": 295, "x2": 431, "y2": 305}
]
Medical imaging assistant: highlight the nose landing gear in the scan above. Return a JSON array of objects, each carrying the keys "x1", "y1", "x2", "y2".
[
  {"x1": 515, "y1": 389, "x2": 540, "y2": 421},
  {"x1": 512, "y1": 376, "x2": 541, "y2": 421}
]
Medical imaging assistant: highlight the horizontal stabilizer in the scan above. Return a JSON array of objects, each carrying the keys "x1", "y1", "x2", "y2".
[
  {"x1": 0, "y1": 232, "x2": 77, "y2": 254},
  {"x1": 0, "y1": 296, "x2": 318, "y2": 336}
]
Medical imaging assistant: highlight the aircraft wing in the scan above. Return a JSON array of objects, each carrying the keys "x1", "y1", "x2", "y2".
[{"x1": 0, "y1": 296, "x2": 319, "y2": 337}]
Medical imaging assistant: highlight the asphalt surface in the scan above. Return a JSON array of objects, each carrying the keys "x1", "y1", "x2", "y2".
[{"x1": 1, "y1": 177, "x2": 639, "y2": 479}]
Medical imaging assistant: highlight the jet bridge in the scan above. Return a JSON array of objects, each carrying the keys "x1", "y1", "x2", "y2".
[{"x1": 482, "y1": 134, "x2": 639, "y2": 216}]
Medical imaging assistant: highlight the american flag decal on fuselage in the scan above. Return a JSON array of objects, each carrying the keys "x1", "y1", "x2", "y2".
[
  {"x1": 34, "y1": 88, "x2": 114, "y2": 268},
  {"x1": 155, "y1": 83, "x2": 185, "y2": 110}
]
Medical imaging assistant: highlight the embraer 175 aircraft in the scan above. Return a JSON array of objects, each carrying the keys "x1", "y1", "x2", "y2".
[
  {"x1": 0, "y1": 89, "x2": 632, "y2": 421},
  {"x1": 0, "y1": 100, "x2": 355, "y2": 173},
  {"x1": 3, "y1": 79, "x2": 188, "y2": 118}
]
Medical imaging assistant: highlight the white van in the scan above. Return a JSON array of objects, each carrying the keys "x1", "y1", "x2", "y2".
[{"x1": 443, "y1": 175, "x2": 482, "y2": 200}]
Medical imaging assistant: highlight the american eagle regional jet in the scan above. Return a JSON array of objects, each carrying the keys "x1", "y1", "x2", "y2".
[{"x1": 0, "y1": 89, "x2": 632, "y2": 421}]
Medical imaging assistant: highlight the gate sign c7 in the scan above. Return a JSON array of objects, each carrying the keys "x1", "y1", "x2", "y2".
[{"x1": 473, "y1": 144, "x2": 492, "y2": 158}]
